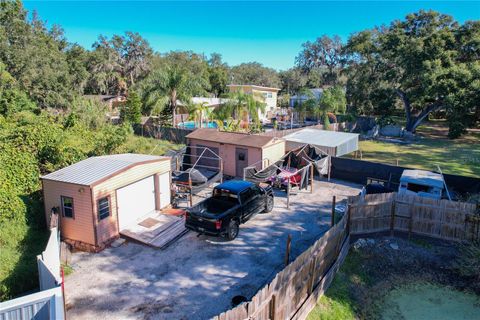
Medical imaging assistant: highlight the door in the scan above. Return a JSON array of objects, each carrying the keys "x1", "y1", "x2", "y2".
[
  {"x1": 250, "y1": 185, "x2": 265, "y2": 214},
  {"x1": 239, "y1": 187, "x2": 260, "y2": 222},
  {"x1": 117, "y1": 176, "x2": 156, "y2": 230},
  {"x1": 235, "y1": 148, "x2": 249, "y2": 178},
  {"x1": 159, "y1": 172, "x2": 171, "y2": 208}
]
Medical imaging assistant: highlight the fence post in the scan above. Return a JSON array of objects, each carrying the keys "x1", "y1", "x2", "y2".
[
  {"x1": 310, "y1": 164, "x2": 314, "y2": 194},
  {"x1": 408, "y1": 203, "x2": 413, "y2": 239},
  {"x1": 346, "y1": 205, "x2": 351, "y2": 235},
  {"x1": 269, "y1": 294, "x2": 276, "y2": 320},
  {"x1": 390, "y1": 198, "x2": 396, "y2": 237},
  {"x1": 287, "y1": 182, "x2": 290, "y2": 209},
  {"x1": 331, "y1": 196, "x2": 336, "y2": 227},
  {"x1": 328, "y1": 157, "x2": 331, "y2": 181},
  {"x1": 284, "y1": 234, "x2": 292, "y2": 267},
  {"x1": 307, "y1": 256, "x2": 318, "y2": 295}
]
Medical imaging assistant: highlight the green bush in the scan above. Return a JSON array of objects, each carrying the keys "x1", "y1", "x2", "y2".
[
  {"x1": 0, "y1": 142, "x2": 40, "y2": 195},
  {"x1": 453, "y1": 243, "x2": 480, "y2": 281},
  {"x1": 377, "y1": 115, "x2": 397, "y2": 128}
]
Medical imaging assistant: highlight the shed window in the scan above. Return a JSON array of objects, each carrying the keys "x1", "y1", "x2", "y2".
[
  {"x1": 61, "y1": 196, "x2": 74, "y2": 218},
  {"x1": 238, "y1": 152, "x2": 246, "y2": 161},
  {"x1": 98, "y1": 197, "x2": 110, "y2": 220}
]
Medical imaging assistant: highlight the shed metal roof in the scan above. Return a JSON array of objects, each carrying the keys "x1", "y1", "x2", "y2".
[
  {"x1": 186, "y1": 129, "x2": 280, "y2": 148},
  {"x1": 41, "y1": 153, "x2": 168, "y2": 186},
  {"x1": 283, "y1": 129, "x2": 359, "y2": 148},
  {"x1": 400, "y1": 169, "x2": 444, "y2": 189}
]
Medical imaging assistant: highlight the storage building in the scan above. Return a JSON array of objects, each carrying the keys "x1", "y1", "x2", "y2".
[
  {"x1": 186, "y1": 129, "x2": 285, "y2": 177},
  {"x1": 41, "y1": 154, "x2": 171, "y2": 251}
]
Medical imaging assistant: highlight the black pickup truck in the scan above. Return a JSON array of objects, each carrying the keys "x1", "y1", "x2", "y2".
[{"x1": 185, "y1": 180, "x2": 274, "y2": 240}]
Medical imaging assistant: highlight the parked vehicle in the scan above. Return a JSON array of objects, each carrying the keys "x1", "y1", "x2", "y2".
[
  {"x1": 359, "y1": 183, "x2": 394, "y2": 197},
  {"x1": 185, "y1": 180, "x2": 274, "y2": 240},
  {"x1": 398, "y1": 169, "x2": 445, "y2": 200}
]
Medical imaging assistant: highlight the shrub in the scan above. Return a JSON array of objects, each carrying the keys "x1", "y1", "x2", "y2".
[
  {"x1": 377, "y1": 115, "x2": 396, "y2": 127},
  {"x1": 120, "y1": 92, "x2": 142, "y2": 124},
  {"x1": 453, "y1": 243, "x2": 480, "y2": 281}
]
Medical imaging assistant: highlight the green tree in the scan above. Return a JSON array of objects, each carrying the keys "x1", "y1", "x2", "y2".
[
  {"x1": 137, "y1": 52, "x2": 209, "y2": 125},
  {"x1": 208, "y1": 53, "x2": 229, "y2": 97},
  {"x1": 120, "y1": 92, "x2": 142, "y2": 124},
  {"x1": 296, "y1": 35, "x2": 345, "y2": 86},
  {"x1": 229, "y1": 62, "x2": 281, "y2": 88},
  {"x1": 302, "y1": 86, "x2": 346, "y2": 126},
  {"x1": 279, "y1": 68, "x2": 307, "y2": 94},
  {"x1": 344, "y1": 10, "x2": 479, "y2": 136},
  {"x1": 66, "y1": 44, "x2": 90, "y2": 94},
  {"x1": 0, "y1": 1, "x2": 75, "y2": 108},
  {"x1": 0, "y1": 62, "x2": 37, "y2": 116},
  {"x1": 215, "y1": 91, "x2": 266, "y2": 129}
]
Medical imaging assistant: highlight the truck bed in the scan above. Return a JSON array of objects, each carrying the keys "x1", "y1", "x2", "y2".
[{"x1": 189, "y1": 197, "x2": 238, "y2": 217}]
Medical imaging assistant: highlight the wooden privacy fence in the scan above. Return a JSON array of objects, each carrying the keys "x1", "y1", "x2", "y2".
[
  {"x1": 213, "y1": 211, "x2": 350, "y2": 320},
  {"x1": 348, "y1": 192, "x2": 480, "y2": 242}
]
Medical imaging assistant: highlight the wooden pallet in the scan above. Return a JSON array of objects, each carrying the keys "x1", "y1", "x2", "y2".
[{"x1": 120, "y1": 212, "x2": 188, "y2": 249}]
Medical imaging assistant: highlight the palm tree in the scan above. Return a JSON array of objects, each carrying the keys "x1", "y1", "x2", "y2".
[
  {"x1": 138, "y1": 64, "x2": 208, "y2": 126},
  {"x1": 294, "y1": 88, "x2": 316, "y2": 123},
  {"x1": 215, "y1": 91, "x2": 266, "y2": 130},
  {"x1": 186, "y1": 101, "x2": 210, "y2": 128}
]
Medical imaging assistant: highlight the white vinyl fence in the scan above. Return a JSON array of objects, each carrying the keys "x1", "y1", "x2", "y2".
[
  {"x1": 0, "y1": 287, "x2": 63, "y2": 320},
  {"x1": 37, "y1": 227, "x2": 62, "y2": 291},
  {"x1": 0, "y1": 227, "x2": 64, "y2": 320}
]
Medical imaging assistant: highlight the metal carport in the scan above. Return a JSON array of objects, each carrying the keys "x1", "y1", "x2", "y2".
[{"x1": 283, "y1": 128, "x2": 359, "y2": 156}]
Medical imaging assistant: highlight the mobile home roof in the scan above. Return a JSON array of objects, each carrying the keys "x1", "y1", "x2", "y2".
[{"x1": 400, "y1": 169, "x2": 444, "y2": 189}]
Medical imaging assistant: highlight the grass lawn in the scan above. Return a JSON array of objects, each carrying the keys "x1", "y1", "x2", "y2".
[
  {"x1": 353, "y1": 121, "x2": 480, "y2": 178},
  {"x1": 307, "y1": 251, "x2": 366, "y2": 320}
]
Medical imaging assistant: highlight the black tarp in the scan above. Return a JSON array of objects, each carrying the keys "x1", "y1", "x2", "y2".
[
  {"x1": 170, "y1": 146, "x2": 223, "y2": 194},
  {"x1": 330, "y1": 157, "x2": 480, "y2": 196}
]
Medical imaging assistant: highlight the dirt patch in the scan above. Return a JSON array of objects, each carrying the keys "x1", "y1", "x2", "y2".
[{"x1": 130, "y1": 299, "x2": 174, "y2": 320}]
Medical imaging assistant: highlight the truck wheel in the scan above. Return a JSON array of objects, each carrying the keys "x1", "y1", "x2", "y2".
[
  {"x1": 226, "y1": 220, "x2": 239, "y2": 240},
  {"x1": 263, "y1": 196, "x2": 274, "y2": 213}
]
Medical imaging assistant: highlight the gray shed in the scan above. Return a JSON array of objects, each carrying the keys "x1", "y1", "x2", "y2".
[{"x1": 283, "y1": 128, "x2": 359, "y2": 156}]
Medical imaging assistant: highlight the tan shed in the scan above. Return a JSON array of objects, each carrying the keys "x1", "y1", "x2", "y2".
[
  {"x1": 41, "y1": 154, "x2": 171, "y2": 251},
  {"x1": 186, "y1": 129, "x2": 285, "y2": 177}
]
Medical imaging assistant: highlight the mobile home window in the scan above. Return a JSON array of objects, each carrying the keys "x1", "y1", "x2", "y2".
[
  {"x1": 267, "y1": 92, "x2": 273, "y2": 98},
  {"x1": 98, "y1": 197, "x2": 110, "y2": 220},
  {"x1": 61, "y1": 196, "x2": 74, "y2": 218}
]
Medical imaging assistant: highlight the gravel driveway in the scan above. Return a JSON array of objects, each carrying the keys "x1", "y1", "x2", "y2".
[{"x1": 65, "y1": 179, "x2": 361, "y2": 320}]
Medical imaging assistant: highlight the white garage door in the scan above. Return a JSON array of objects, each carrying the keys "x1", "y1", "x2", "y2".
[
  {"x1": 117, "y1": 176, "x2": 156, "y2": 230},
  {"x1": 158, "y1": 172, "x2": 171, "y2": 208}
]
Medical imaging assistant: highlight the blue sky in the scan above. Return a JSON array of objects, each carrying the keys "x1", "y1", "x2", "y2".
[{"x1": 24, "y1": 1, "x2": 480, "y2": 70}]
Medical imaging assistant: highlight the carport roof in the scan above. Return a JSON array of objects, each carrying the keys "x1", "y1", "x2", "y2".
[
  {"x1": 41, "y1": 153, "x2": 169, "y2": 186},
  {"x1": 283, "y1": 128, "x2": 359, "y2": 147},
  {"x1": 186, "y1": 129, "x2": 279, "y2": 148}
]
